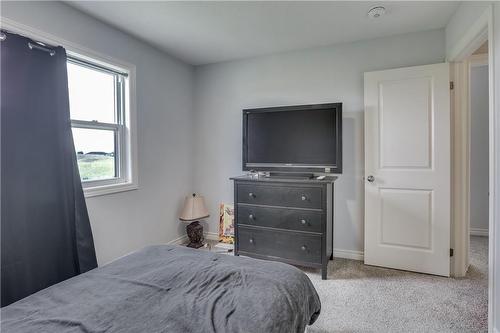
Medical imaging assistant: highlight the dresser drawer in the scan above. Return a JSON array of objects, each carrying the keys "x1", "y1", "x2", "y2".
[
  {"x1": 237, "y1": 205, "x2": 322, "y2": 233},
  {"x1": 238, "y1": 227, "x2": 321, "y2": 264},
  {"x1": 237, "y1": 183, "x2": 322, "y2": 209}
]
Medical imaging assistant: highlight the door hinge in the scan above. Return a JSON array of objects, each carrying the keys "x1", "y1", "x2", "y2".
[
  {"x1": 450, "y1": 248, "x2": 454, "y2": 257},
  {"x1": 450, "y1": 81, "x2": 454, "y2": 90}
]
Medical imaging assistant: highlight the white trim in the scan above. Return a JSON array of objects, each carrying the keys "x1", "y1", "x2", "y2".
[
  {"x1": 204, "y1": 232, "x2": 219, "y2": 241},
  {"x1": 0, "y1": 17, "x2": 139, "y2": 198},
  {"x1": 333, "y1": 249, "x2": 364, "y2": 261},
  {"x1": 168, "y1": 234, "x2": 189, "y2": 246},
  {"x1": 450, "y1": 60, "x2": 471, "y2": 278},
  {"x1": 169, "y1": 232, "x2": 219, "y2": 245},
  {"x1": 470, "y1": 227, "x2": 489, "y2": 237},
  {"x1": 447, "y1": 5, "x2": 496, "y2": 332},
  {"x1": 447, "y1": 8, "x2": 490, "y2": 62},
  {"x1": 83, "y1": 182, "x2": 139, "y2": 198}
]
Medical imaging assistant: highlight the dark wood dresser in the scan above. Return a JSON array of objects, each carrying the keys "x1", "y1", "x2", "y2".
[{"x1": 231, "y1": 175, "x2": 336, "y2": 279}]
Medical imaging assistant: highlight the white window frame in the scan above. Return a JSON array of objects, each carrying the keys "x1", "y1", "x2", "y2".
[
  {"x1": 1, "y1": 18, "x2": 138, "y2": 197},
  {"x1": 67, "y1": 52, "x2": 138, "y2": 198},
  {"x1": 68, "y1": 56, "x2": 129, "y2": 193}
]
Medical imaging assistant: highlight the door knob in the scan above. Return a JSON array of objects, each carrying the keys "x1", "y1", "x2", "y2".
[
  {"x1": 301, "y1": 245, "x2": 307, "y2": 251},
  {"x1": 248, "y1": 192, "x2": 255, "y2": 198},
  {"x1": 249, "y1": 238, "x2": 254, "y2": 244},
  {"x1": 300, "y1": 219, "x2": 307, "y2": 225},
  {"x1": 249, "y1": 214, "x2": 255, "y2": 220},
  {"x1": 301, "y1": 195, "x2": 307, "y2": 201},
  {"x1": 367, "y1": 175, "x2": 375, "y2": 183}
]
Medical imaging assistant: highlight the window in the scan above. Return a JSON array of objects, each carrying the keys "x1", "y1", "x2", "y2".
[{"x1": 67, "y1": 55, "x2": 136, "y2": 196}]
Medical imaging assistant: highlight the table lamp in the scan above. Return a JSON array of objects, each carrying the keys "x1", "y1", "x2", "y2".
[{"x1": 179, "y1": 193, "x2": 209, "y2": 248}]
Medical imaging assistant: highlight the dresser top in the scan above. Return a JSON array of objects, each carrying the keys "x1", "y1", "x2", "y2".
[{"x1": 230, "y1": 174, "x2": 337, "y2": 184}]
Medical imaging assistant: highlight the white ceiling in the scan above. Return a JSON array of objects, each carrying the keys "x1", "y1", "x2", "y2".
[{"x1": 66, "y1": 1, "x2": 460, "y2": 66}]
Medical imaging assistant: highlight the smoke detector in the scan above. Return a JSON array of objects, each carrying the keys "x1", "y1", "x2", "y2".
[{"x1": 368, "y1": 6, "x2": 386, "y2": 18}]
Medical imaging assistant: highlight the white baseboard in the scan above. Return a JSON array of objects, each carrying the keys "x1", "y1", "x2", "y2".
[
  {"x1": 470, "y1": 227, "x2": 489, "y2": 237},
  {"x1": 204, "y1": 232, "x2": 219, "y2": 241},
  {"x1": 333, "y1": 248, "x2": 364, "y2": 261},
  {"x1": 168, "y1": 234, "x2": 188, "y2": 245},
  {"x1": 169, "y1": 232, "x2": 217, "y2": 246}
]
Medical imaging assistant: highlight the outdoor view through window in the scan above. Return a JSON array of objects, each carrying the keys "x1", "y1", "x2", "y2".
[{"x1": 67, "y1": 59, "x2": 124, "y2": 182}]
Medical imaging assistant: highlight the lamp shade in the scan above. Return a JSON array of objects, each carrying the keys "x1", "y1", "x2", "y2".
[{"x1": 179, "y1": 194, "x2": 209, "y2": 222}]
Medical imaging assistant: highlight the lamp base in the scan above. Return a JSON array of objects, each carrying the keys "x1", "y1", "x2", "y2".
[{"x1": 186, "y1": 221, "x2": 204, "y2": 248}]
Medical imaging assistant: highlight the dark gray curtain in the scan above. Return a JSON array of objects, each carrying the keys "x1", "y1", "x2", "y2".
[{"x1": 1, "y1": 31, "x2": 98, "y2": 307}]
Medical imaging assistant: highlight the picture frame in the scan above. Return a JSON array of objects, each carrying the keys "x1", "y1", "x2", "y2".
[{"x1": 219, "y1": 203, "x2": 234, "y2": 244}]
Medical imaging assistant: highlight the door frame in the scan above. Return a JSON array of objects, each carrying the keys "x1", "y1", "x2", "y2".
[{"x1": 447, "y1": 5, "x2": 496, "y2": 332}]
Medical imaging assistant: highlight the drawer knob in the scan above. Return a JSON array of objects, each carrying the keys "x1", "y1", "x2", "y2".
[
  {"x1": 248, "y1": 192, "x2": 255, "y2": 198},
  {"x1": 249, "y1": 214, "x2": 255, "y2": 220},
  {"x1": 300, "y1": 219, "x2": 307, "y2": 225},
  {"x1": 249, "y1": 238, "x2": 254, "y2": 244},
  {"x1": 301, "y1": 195, "x2": 307, "y2": 201},
  {"x1": 301, "y1": 245, "x2": 307, "y2": 251}
]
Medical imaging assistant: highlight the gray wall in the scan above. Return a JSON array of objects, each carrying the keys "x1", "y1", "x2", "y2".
[
  {"x1": 1, "y1": 1, "x2": 194, "y2": 265},
  {"x1": 193, "y1": 29, "x2": 446, "y2": 255},
  {"x1": 470, "y1": 65, "x2": 489, "y2": 233}
]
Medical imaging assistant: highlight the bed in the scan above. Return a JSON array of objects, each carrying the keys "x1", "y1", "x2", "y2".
[{"x1": 1, "y1": 244, "x2": 321, "y2": 333}]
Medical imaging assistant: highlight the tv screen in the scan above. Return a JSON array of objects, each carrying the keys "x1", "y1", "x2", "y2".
[{"x1": 243, "y1": 103, "x2": 342, "y2": 173}]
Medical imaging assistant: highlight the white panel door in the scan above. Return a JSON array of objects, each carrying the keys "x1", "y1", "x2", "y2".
[{"x1": 364, "y1": 63, "x2": 450, "y2": 276}]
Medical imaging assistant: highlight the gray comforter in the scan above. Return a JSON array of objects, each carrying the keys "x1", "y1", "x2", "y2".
[{"x1": 1, "y1": 245, "x2": 321, "y2": 333}]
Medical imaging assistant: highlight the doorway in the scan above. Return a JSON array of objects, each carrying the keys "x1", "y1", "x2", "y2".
[
  {"x1": 468, "y1": 43, "x2": 490, "y2": 326},
  {"x1": 469, "y1": 45, "x2": 489, "y2": 240},
  {"x1": 448, "y1": 8, "x2": 495, "y2": 329}
]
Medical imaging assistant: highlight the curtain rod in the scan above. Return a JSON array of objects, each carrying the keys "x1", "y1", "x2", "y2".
[
  {"x1": 0, "y1": 30, "x2": 56, "y2": 56},
  {"x1": 28, "y1": 42, "x2": 56, "y2": 56}
]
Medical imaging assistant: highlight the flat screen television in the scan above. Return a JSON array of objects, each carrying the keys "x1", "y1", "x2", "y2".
[{"x1": 242, "y1": 103, "x2": 342, "y2": 174}]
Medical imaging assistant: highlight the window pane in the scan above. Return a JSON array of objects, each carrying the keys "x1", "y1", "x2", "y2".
[
  {"x1": 68, "y1": 62, "x2": 116, "y2": 123},
  {"x1": 72, "y1": 128, "x2": 116, "y2": 181}
]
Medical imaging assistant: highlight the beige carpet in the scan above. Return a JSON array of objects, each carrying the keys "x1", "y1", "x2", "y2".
[{"x1": 303, "y1": 236, "x2": 488, "y2": 333}]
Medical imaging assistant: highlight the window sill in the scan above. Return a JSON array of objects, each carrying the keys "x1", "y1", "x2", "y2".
[{"x1": 83, "y1": 181, "x2": 138, "y2": 198}]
